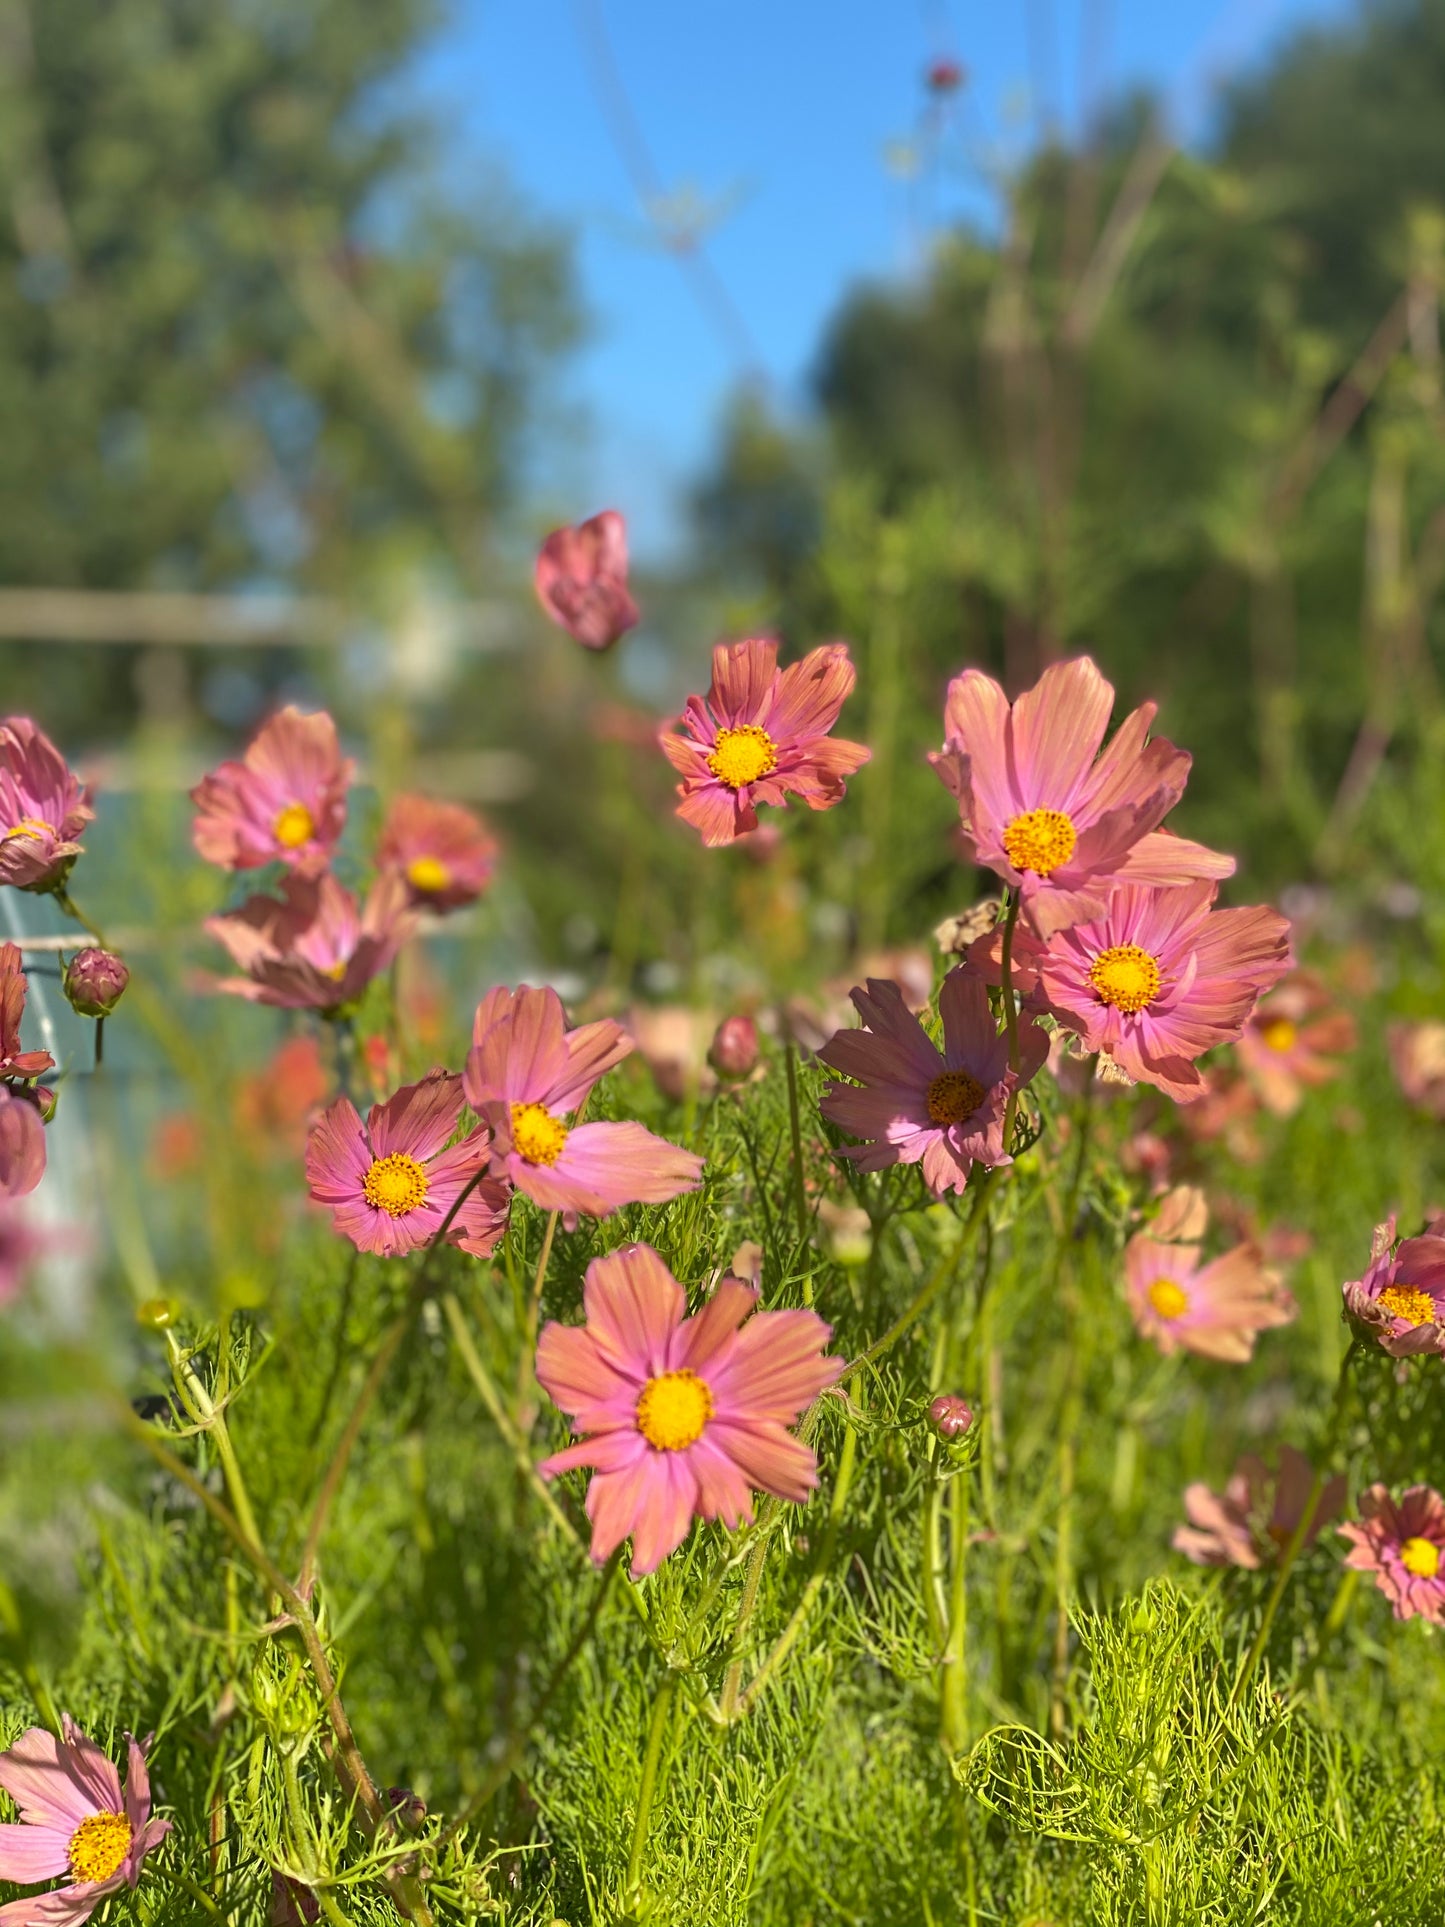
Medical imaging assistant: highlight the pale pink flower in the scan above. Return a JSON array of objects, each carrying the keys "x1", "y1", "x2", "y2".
[
  {"x1": 1341, "y1": 1215, "x2": 1445, "y2": 1356},
  {"x1": 534, "y1": 509, "x2": 639, "y2": 651},
  {"x1": 1173, "y1": 1445, "x2": 1345, "y2": 1569},
  {"x1": 817, "y1": 969, "x2": 1049, "y2": 1195},
  {"x1": 625, "y1": 1005, "x2": 718, "y2": 1102},
  {"x1": 1123, "y1": 1230, "x2": 1295, "y2": 1362},
  {"x1": 536, "y1": 1242, "x2": 843, "y2": 1575},
  {"x1": 928, "y1": 657, "x2": 1233, "y2": 938},
  {"x1": 0, "y1": 1716, "x2": 170, "y2": 1923},
  {"x1": 204, "y1": 873, "x2": 413, "y2": 1013},
  {"x1": 0, "y1": 1205, "x2": 47, "y2": 1308},
  {"x1": 0, "y1": 1087, "x2": 45, "y2": 1199},
  {"x1": 463, "y1": 985, "x2": 702, "y2": 1217},
  {"x1": 377, "y1": 793, "x2": 498, "y2": 913},
  {"x1": 1387, "y1": 1020, "x2": 1445, "y2": 1119},
  {"x1": 190, "y1": 706, "x2": 353, "y2": 876},
  {"x1": 1037, "y1": 881, "x2": 1292, "y2": 1102},
  {"x1": 659, "y1": 638, "x2": 870, "y2": 847},
  {"x1": 305, "y1": 1070, "x2": 510, "y2": 1258},
  {"x1": 0, "y1": 944, "x2": 54, "y2": 1079},
  {"x1": 1235, "y1": 970, "x2": 1355, "y2": 1116},
  {"x1": 0, "y1": 718, "x2": 94, "y2": 892},
  {"x1": 1341, "y1": 1484, "x2": 1445, "y2": 1622}
]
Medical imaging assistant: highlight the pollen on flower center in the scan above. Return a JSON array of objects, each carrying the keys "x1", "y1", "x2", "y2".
[
  {"x1": 926, "y1": 1069, "x2": 986, "y2": 1126},
  {"x1": 362, "y1": 1152, "x2": 429, "y2": 1218},
  {"x1": 1147, "y1": 1277, "x2": 1189, "y2": 1320},
  {"x1": 1001, "y1": 808, "x2": 1077, "y2": 877},
  {"x1": 6, "y1": 816, "x2": 55, "y2": 842},
  {"x1": 707, "y1": 724, "x2": 778, "y2": 790},
  {"x1": 273, "y1": 801, "x2": 316, "y2": 849},
  {"x1": 1089, "y1": 944, "x2": 1162, "y2": 1014},
  {"x1": 407, "y1": 855, "x2": 451, "y2": 895},
  {"x1": 511, "y1": 1101, "x2": 568, "y2": 1166},
  {"x1": 1378, "y1": 1283, "x2": 1436, "y2": 1328},
  {"x1": 69, "y1": 1809, "x2": 130, "y2": 1882},
  {"x1": 635, "y1": 1368, "x2": 713, "y2": 1451},
  {"x1": 1401, "y1": 1535, "x2": 1441, "y2": 1579},
  {"x1": 1260, "y1": 1018, "x2": 1298, "y2": 1053}
]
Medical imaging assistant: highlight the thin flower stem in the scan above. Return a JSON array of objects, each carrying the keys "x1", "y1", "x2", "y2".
[
  {"x1": 626, "y1": 1669, "x2": 679, "y2": 1894},
  {"x1": 998, "y1": 892, "x2": 1023, "y2": 1150},
  {"x1": 53, "y1": 887, "x2": 104, "y2": 945},
  {"x1": 940, "y1": 1462, "x2": 970, "y2": 1754},
  {"x1": 165, "y1": 1329, "x2": 264, "y2": 1555},
  {"x1": 841, "y1": 1173, "x2": 992, "y2": 1390},
  {"x1": 514, "y1": 1207, "x2": 562, "y2": 1423},
  {"x1": 784, "y1": 1040, "x2": 809, "y2": 1244},
  {"x1": 717, "y1": 1527, "x2": 769, "y2": 1722}
]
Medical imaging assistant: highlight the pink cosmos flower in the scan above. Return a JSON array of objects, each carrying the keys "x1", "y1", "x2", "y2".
[
  {"x1": 1387, "y1": 1020, "x2": 1445, "y2": 1119},
  {"x1": 1340, "y1": 1484, "x2": 1445, "y2": 1622},
  {"x1": 0, "y1": 1716, "x2": 170, "y2": 1923},
  {"x1": 0, "y1": 1205, "x2": 46, "y2": 1308},
  {"x1": 1173, "y1": 1445, "x2": 1345, "y2": 1569},
  {"x1": 463, "y1": 984, "x2": 703, "y2": 1217},
  {"x1": 1123, "y1": 1230, "x2": 1295, "y2": 1362},
  {"x1": 1341, "y1": 1215, "x2": 1445, "y2": 1356},
  {"x1": 1036, "y1": 881, "x2": 1292, "y2": 1101},
  {"x1": 659, "y1": 638, "x2": 871, "y2": 847},
  {"x1": 0, "y1": 1088, "x2": 45, "y2": 1200},
  {"x1": 377, "y1": 793, "x2": 498, "y2": 914},
  {"x1": 928, "y1": 657, "x2": 1234, "y2": 938},
  {"x1": 817, "y1": 969, "x2": 1049, "y2": 1196},
  {"x1": 534, "y1": 509, "x2": 640, "y2": 651},
  {"x1": 1234, "y1": 971, "x2": 1355, "y2": 1116},
  {"x1": 190, "y1": 706, "x2": 353, "y2": 876},
  {"x1": 536, "y1": 1241, "x2": 844, "y2": 1575},
  {"x1": 0, "y1": 945, "x2": 54, "y2": 1080},
  {"x1": 0, "y1": 718, "x2": 94, "y2": 892},
  {"x1": 305, "y1": 1069, "x2": 511, "y2": 1258},
  {"x1": 204, "y1": 873, "x2": 413, "y2": 1013}
]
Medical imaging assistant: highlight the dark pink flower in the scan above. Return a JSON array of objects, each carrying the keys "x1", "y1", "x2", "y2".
[
  {"x1": 0, "y1": 1087, "x2": 45, "y2": 1199},
  {"x1": 1235, "y1": 970, "x2": 1355, "y2": 1116},
  {"x1": 463, "y1": 985, "x2": 702, "y2": 1218},
  {"x1": 204, "y1": 873, "x2": 414, "y2": 1013},
  {"x1": 63, "y1": 947, "x2": 129, "y2": 1020},
  {"x1": 534, "y1": 510, "x2": 639, "y2": 651},
  {"x1": 1037, "y1": 881, "x2": 1292, "y2": 1101},
  {"x1": 1124, "y1": 1230, "x2": 1295, "y2": 1362},
  {"x1": 536, "y1": 1242, "x2": 843, "y2": 1575},
  {"x1": 0, "y1": 718, "x2": 94, "y2": 892},
  {"x1": 0, "y1": 944, "x2": 54, "y2": 1079},
  {"x1": 817, "y1": 969, "x2": 1048, "y2": 1195},
  {"x1": 377, "y1": 793, "x2": 498, "y2": 913},
  {"x1": 929, "y1": 1393, "x2": 973, "y2": 1439},
  {"x1": 1341, "y1": 1484, "x2": 1445, "y2": 1622},
  {"x1": 659, "y1": 638, "x2": 870, "y2": 847},
  {"x1": 928, "y1": 657, "x2": 1233, "y2": 938},
  {"x1": 708, "y1": 1014, "x2": 759, "y2": 1081},
  {"x1": 0, "y1": 1716, "x2": 170, "y2": 1923},
  {"x1": 1173, "y1": 1445, "x2": 1345, "y2": 1569},
  {"x1": 1341, "y1": 1215, "x2": 1445, "y2": 1356},
  {"x1": 305, "y1": 1070, "x2": 510, "y2": 1257},
  {"x1": 190, "y1": 706, "x2": 353, "y2": 876}
]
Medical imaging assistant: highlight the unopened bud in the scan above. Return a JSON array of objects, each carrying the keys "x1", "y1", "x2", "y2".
[
  {"x1": 709, "y1": 1014, "x2": 759, "y2": 1081},
  {"x1": 386, "y1": 1786, "x2": 427, "y2": 1830},
  {"x1": 31, "y1": 1084, "x2": 57, "y2": 1124},
  {"x1": 929, "y1": 1393, "x2": 973, "y2": 1440},
  {"x1": 64, "y1": 947, "x2": 129, "y2": 1018}
]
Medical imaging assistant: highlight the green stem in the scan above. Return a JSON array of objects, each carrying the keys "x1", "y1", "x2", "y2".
[
  {"x1": 941, "y1": 1465, "x2": 970, "y2": 1754},
  {"x1": 841, "y1": 1173, "x2": 992, "y2": 1389},
  {"x1": 514, "y1": 1208, "x2": 562, "y2": 1422},
  {"x1": 53, "y1": 887, "x2": 104, "y2": 945},
  {"x1": 166, "y1": 1331, "x2": 263, "y2": 1554},
  {"x1": 626, "y1": 1671, "x2": 679, "y2": 1894},
  {"x1": 997, "y1": 894, "x2": 1023, "y2": 1152},
  {"x1": 784, "y1": 1041, "x2": 809, "y2": 1246},
  {"x1": 718, "y1": 1528, "x2": 769, "y2": 1722}
]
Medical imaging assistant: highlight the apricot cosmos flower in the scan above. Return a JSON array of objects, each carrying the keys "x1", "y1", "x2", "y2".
[
  {"x1": 1235, "y1": 970, "x2": 1355, "y2": 1116},
  {"x1": 1124, "y1": 1228, "x2": 1295, "y2": 1362},
  {"x1": 928, "y1": 657, "x2": 1233, "y2": 937},
  {"x1": 1173, "y1": 1445, "x2": 1345, "y2": 1569},
  {"x1": 534, "y1": 509, "x2": 639, "y2": 651},
  {"x1": 377, "y1": 792, "x2": 497, "y2": 912},
  {"x1": 0, "y1": 717, "x2": 94, "y2": 892},
  {"x1": 536, "y1": 1242, "x2": 844, "y2": 1575},
  {"x1": 305, "y1": 1070, "x2": 511, "y2": 1257},
  {"x1": 463, "y1": 984, "x2": 702, "y2": 1216},
  {"x1": 190, "y1": 706, "x2": 353, "y2": 876},
  {"x1": 1036, "y1": 881, "x2": 1292, "y2": 1101},
  {"x1": 0, "y1": 1716, "x2": 170, "y2": 1924},
  {"x1": 0, "y1": 943, "x2": 54, "y2": 1080},
  {"x1": 1341, "y1": 1484, "x2": 1445, "y2": 1622},
  {"x1": 660, "y1": 637, "x2": 870, "y2": 847},
  {"x1": 1342, "y1": 1215, "x2": 1445, "y2": 1356},
  {"x1": 818, "y1": 970, "x2": 1048, "y2": 1195},
  {"x1": 204, "y1": 872, "x2": 413, "y2": 1013}
]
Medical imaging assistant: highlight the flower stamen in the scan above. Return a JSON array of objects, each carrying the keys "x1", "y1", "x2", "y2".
[
  {"x1": 1401, "y1": 1535, "x2": 1441, "y2": 1579},
  {"x1": 635, "y1": 1368, "x2": 713, "y2": 1450},
  {"x1": 1378, "y1": 1283, "x2": 1436, "y2": 1328},
  {"x1": 5, "y1": 816, "x2": 55, "y2": 843},
  {"x1": 69, "y1": 1810, "x2": 130, "y2": 1882},
  {"x1": 1001, "y1": 808, "x2": 1076, "y2": 877},
  {"x1": 407, "y1": 855, "x2": 451, "y2": 895},
  {"x1": 1147, "y1": 1277, "x2": 1189, "y2": 1321},
  {"x1": 273, "y1": 801, "x2": 316, "y2": 849},
  {"x1": 362, "y1": 1152, "x2": 429, "y2": 1218},
  {"x1": 1089, "y1": 944, "x2": 1162, "y2": 1014},
  {"x1": 511, "y1": 1101, "x2": 568, "y2": 1166},
  {"x1": 707, "y1": 724, "x2": 778, "y2": 790},
  {"x1": 926, "y1": 1069, "x2": 985, "y2": 1126},
  {"x1": 1260, "y1": 1017, "x2": 1298, "y2": 1053}
]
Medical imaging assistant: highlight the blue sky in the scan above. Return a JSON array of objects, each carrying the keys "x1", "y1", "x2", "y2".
[{"x1": 417, "y1": 0, "x2": 1358, "y2": 560}]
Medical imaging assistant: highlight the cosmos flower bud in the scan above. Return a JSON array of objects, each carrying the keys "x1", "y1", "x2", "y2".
[
  {"x1": 64, "y1": 946, "x2": 130, "y2": 1018},
  {"x1": 709, "y1": 1014, "x2": 759, "y2": 1080},
  {"x1": 929, "y1": 1393, "x2": 973, "y2": 1440}
]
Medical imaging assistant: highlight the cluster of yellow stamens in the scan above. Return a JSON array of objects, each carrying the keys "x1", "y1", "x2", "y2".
[
  {"x1": 511, "y1": 1101, "x2": 568, "y2": 1166},
  {"x1": 272, "y1": 801, "x2": 316, "y2": 849},
  {"x1": 1259, "y1": 1017, "x2": 1298, "y2": 1053},
  {"x1": 635, "y1": 1368, "x2": 713, "y2": 1451},
  {"x1": 1378, "y1": 1283, "x2": 1436, "y2": 1329},
  {"x1": 1147, "y1": 1277, "x2": 1189, "y2": 1321},
  {"x1": 1089, "y1": 944, "x2": 1162, "y2": 1014},
  {"x1": 925, "y1": 1069, "x2": 985, "y2": 1127},
  {"x1": 6, "y1": 815, "x2": 55, "y2": 842},
  {"x1": 1401, "y1": 1536, "x2": 1442, "y2": 1579},
  {"x1": 1001, "y1": 807, "x2": 1077, "y2": 876},
  {"x1": 362, "y1": 1152, "x2": 429, "y2": 1218},
  {"x1": 69, "y1": 1810, "x2": 131, "y2": 1882},
  {"x1": 707, "y1": 724, "x2": 778, "y2": 790},
  {"x1": 406, "y1": 855, "x2": 451, "y2": 895}
]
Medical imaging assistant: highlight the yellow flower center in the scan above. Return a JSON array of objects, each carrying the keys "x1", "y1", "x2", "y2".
[
  {"x1": 6, "y1": 815, "x2": 55, "y2": 842},
  {"x1": 1260, "y1": 1017, "x2": 1298, "y2": 1053},
  {"x1": 707, "y1": 724, "x2": 778, "y2": 789},
  {"x1": 1401, "y1": 1536, "x2": 1441, "y2": 1579},
  {"x1": 926, "y1": 1069, "x2": 985, "y2": 1126},
  {"x1": 1089, "y1": 944, "x2": 1162, "y2": 1014},
  {"x1": 1378, "y1": 1283, "x2": 1436, "y2": 1328},
  {"x1": 511, "y1": 1101, "x2": 568, "y2": 1166},
  {"x1": 1147, "y1": 1277, "x2": 1189, "y2": 1321},
  {"x1": 320, "y1": 960, "x2": 348, "y2": 982},
  {"x1": 362, "y1": 1152, "x2": 429, "y2": 1218},
  {"x1": 406, "y1": 855, "x2": 451, "y2": 895},
  {"x1": 635, "y1": 1368, "x2": 713, "y2": 1451},
  {"x1": 69, "y1": 1810, "x2": 130, "y2": 1882},
  {"x1": 273, "y1": 801, "x2": 316, "y2": 849},
  {"x1": 1001, "y1": 808, "x2": 1077, "y2": 877}
]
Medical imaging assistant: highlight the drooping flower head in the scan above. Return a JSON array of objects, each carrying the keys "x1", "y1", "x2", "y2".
[
  {"x1": 818, "y1": 969, "x2": 1048, "y2": 1196},
  {"x1": 377, "y1": 793, "x2": 498, "y2": 913},
  {"x1": 1341, "y1": 1484, "x2": 1445, "y2": 1622},
  {"x1": 536, "y1": 1242, "x2": 844, "y2": 1575},
  {"x1": 190, "y1": 706, "x2": 353, "y2": 876},
  {"x1": 1173, "y1": 1445, "x2": 1345, "y2": 1569},
  {"x1": 1235, "y1": 970, "x2": 1355, "y2": 1116},
  {"x1": 0, "y1": 1716, "x2": 170, "y2": 1923},
  {"x1": 305, "y1": 1069, "x2": 510, "y2": 1257},
  {"x1": 0, "y1": 944, "x2": 54, "y2": 1080},
  {"x1": 1037, "y1": 881, "x2": 1292, "y2": 1101},
  {"x1": 1124, "y1": 1229, "x2": 1295, "y2": 1362},
  {"x1": 204, "y1": 873, "x2": 413, "y2": 1014},
  {"x1": 1342, "y1": 1215, "x2": 1445, "y2": 1356},
  {"x1": 928, "y1": 658, "x2": 1233, "y2": 937},
  {"x1": 660, "y1": 638, "x2": 870, "y2": 847},
  {"x1": 463, "y1": 984, "x2": 702, "y2": 1216},
  {"x1": 0, "y1": 718, "x2": 94, "y2": 892},
  {"x1": 0, "y1": 1087, "x2": 45, "y2": 1200},
  {"x1": 534, "y1": 509, "x2": 640, "y2": 651}
]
